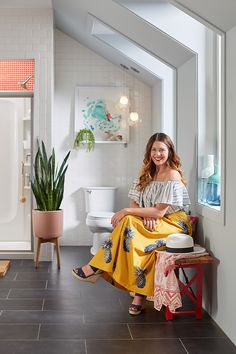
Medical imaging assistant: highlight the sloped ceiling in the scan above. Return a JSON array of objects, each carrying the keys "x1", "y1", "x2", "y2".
[{"x1": 171, "y1": 0, "x2": 236, "y2": 31}]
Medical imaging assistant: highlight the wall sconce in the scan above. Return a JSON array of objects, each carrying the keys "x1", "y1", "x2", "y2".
[{"x1": 119, "y1": 64, "x2": 129, "y2": 106}]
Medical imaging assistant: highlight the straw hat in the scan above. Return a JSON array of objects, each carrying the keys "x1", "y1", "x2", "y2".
[{"x1": 165, "y1": 234, "x2": 205, "y2": 254}]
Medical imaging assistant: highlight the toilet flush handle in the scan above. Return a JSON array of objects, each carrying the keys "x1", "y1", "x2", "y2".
[{"x1": 86, "y1": 190, "x2": 92, "y2": 194}]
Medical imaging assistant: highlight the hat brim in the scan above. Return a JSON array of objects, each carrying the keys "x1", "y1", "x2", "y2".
[{"x1": 158, "y1": 244, "x2": 206, "y2": 255}]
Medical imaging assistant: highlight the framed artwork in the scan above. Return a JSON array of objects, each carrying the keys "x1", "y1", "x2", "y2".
[{"x1": 75, "y1": 86, "x2": 129, "y2": 142}]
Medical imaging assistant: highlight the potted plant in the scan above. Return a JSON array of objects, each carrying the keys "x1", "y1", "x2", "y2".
[
  {"x1": 31, "y1": 140, "x2": 70, "y2": 240},
  {"x1": 74, "y1": 128, "x2": 95, "y2": 152}
]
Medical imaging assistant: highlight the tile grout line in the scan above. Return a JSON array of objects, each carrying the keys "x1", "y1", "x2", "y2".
[
  {"x1": 45, "y1": 280, "x2": 48, "y2": 289},
  {"x1": 6, "y1": 289, "x2": 11, "y2": 299},
  {"x1": 41, "y1": 299, "x2": 45, "y2": 310},
  {"x1": 36, "y1": 323, "x2": 41, "y2": 340},
  {"x1": 13, "y1": 272, "x2": 18, "y2": 281},
  {"x1": 85, "y1": 339, "x2": 88, "y2": 354},
  {"x1": 127, "y1": 324, "x2": 133, "y2": 340},
  {"x1": 179, "y1": 338, "x2": 190, "y2": 353}
]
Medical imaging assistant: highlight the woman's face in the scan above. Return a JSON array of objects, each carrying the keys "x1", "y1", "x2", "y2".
[{"x1": 150, "y1": 140, "x2": 169, "y2": 167}]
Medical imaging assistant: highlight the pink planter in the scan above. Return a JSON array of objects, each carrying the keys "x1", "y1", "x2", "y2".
[{"x1": 32, "y1": 210, "x2": 63, "y2": 239}]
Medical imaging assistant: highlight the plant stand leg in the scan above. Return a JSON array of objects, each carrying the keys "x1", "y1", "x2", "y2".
[
  {"x1": 35, "y1": 238, "x2": 42, "y2": 269},
  {"x1": 55, "y1": 238, "x2": 61, "y2": 269}
]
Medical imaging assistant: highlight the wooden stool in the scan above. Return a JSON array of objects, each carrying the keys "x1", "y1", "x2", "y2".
[
  {"x1": 165, "y1": 255, "x2": 214, "y2": 320},
  {"x1": 35, "y1": 237, "x2": 61, "y2": 269}
]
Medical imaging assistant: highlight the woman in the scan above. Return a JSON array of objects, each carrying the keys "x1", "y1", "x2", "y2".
[{"x1": 72, "y1": 132, "x2": 192, "y2": 315}]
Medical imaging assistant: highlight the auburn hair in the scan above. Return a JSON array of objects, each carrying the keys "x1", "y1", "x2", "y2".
[{"x1": 138, "y1": 132, "x2": 185, "y2": 191}]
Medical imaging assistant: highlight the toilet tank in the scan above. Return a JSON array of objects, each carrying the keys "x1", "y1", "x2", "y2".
[{"x1": 84, "y1": 187, "x2": 117, "y2": 212}]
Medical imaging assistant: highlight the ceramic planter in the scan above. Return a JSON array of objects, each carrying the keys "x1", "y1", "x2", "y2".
[{"x1": 32, "y1": 210, "x2": 63, "y2": 239}]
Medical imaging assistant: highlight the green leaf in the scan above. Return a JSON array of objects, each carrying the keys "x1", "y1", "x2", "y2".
[{"x1": 31, "y1": 140, "x2": 70, "y2": 211}]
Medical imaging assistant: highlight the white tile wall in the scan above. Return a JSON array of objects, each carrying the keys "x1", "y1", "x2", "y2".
[
  {"x1": 0, "y1": 8, "x2": 54, "y2": 149},
  {"x1": 54, "y1": 30, "x2": 152, "y2": 245},
  {"x1": 0, "y1": 8, "x2": 54, "y2": 260}
]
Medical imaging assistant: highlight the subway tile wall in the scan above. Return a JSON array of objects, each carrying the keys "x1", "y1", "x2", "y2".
[
  {"x1": 0, "y1": 8, "x2": 54, "y2": 148},
  {"x1": 54, "y1": 30, "x2": 152, "y2": 246},
  {"x1": 0, "y1": 60, "x2": 34, "y2": 91}
]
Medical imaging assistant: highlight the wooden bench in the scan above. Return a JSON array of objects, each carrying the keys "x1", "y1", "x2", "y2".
[{"x1": 165, "y1": 254, "x2": 214, "y2": 320}]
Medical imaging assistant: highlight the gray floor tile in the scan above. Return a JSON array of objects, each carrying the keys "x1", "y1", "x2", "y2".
[
  {"x1": 44, "y1": 298, "x2": 123, "y2": 313},
  {"x1": 8, "y1": 288, "x2": 81, "y2": 299},
  {"x1": 129, "y1": 322, "x2": 225, "y2": 339},
  {"x1": 85, "y1": 308, "x2": 166, "y2": 324},
  {"x1": 181, "y1": 337, "x2": 236, "y2": 354},
  {"x1": 0, "y1": 324, "x2": 39, "y2": 339},
  {"x1": 0, "y1": 289, "x2": 10, "y2": 298},
  {"x1": 0, "y1": 281, "x2": 46, "y2": 289},
  {"x1": 0, "y1": 299, "x2": 43, "y2": 310},
  {"x1": 15, "y1": 272, "x2": 53, "y2": 281},
  {"x1": 0, "y1": 310, "x2": 84, "y2": 324},
  {"x1": 86, "y1": 339, "x2": 187, "y2": 354},
  {"x1": 0, "y1": 247, "x2": 234, "y2": 353},
  {"x1": 39, "y1": 323, "x2": 131, "y2": 340},
  {"x1": 0, "y1": 341, "x2": 85, "y2": 354}
]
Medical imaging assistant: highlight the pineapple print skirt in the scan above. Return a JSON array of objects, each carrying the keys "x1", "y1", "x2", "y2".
[{"x1": 89, "y1": 210, "x2": 192, "y2": 297}]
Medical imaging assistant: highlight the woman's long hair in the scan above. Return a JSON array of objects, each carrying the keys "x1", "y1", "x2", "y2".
[{"x1": 138, "y1": 132, "x2": 185, "y2": 191}]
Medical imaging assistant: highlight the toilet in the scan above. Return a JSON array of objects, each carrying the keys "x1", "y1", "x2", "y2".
[{"x1": 84, "y1": 186, "x2": 117, "y2": 255}]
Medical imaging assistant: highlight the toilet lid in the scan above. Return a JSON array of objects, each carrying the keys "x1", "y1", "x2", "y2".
[{"x1": 87, "y1": 211, "x2": 114, "y2": 219}]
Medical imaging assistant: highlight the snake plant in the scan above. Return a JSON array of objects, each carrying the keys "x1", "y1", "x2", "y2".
[
  {"x1": 73, "y1": 128, "x2": 95, "y2": 152},
  {"x1": 31, "y1": 140, "x2": 70, "y2": 211}
]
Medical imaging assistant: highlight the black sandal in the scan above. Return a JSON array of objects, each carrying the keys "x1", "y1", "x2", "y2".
[
  {"x1": 128, "y1": 293, "x2": 145, "y2": 315},
  {"x1": 72, "y1": 265, "x2": 102, "y2": 283}
]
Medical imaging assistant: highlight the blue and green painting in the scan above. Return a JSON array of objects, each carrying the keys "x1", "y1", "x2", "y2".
[{"x1": 82, "y1": 97, "x2": 121, "y2": 137}]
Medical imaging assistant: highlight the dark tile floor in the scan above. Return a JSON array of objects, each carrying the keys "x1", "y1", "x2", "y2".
[{"x1": 0, "y1": 246, "x2": 235, "y2": 354}]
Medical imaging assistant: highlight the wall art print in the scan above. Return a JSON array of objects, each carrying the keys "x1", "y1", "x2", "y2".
[{"x1": 75, "y1": 86, "x2": 129, "y2": 142}]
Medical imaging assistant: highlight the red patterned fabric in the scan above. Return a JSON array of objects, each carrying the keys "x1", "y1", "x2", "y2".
[{"x1": 154, "y1": 252, "x2": 182, "y2": 312}]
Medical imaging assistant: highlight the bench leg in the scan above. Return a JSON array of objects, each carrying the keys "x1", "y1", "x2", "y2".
[
  {"x1": 195, "y1": 264, "x2": 203, "y2": 319},
  {"x1": 165, "y1": 306, "x2": 174, "y2": 320}
]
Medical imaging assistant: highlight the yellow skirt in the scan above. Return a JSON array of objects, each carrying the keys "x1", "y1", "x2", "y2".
[{"x1": 89, "y1": 210, "x2": 192, "y2": 297}]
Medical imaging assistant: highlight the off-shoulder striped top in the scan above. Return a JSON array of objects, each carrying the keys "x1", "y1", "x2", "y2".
[{"x1": 128, "y1": 178, "x2": 191, "y2": 215}]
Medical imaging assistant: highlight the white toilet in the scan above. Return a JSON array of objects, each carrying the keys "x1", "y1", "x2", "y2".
[{"x1": 84, "y1": 186, "x2": 117, "y2": 255}]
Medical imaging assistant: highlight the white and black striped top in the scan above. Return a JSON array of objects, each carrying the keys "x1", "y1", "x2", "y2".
[{"x1": 128, "y1": 178, "x2": 191, "y2": 215}]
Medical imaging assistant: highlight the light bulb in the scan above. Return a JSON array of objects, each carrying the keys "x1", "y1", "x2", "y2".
[
  {"x1": 119, "y1": 95, "x2": 129, "y2": 105},
  {"x1": 129, "y1": 111, "x2": 139, "y2": 122}
]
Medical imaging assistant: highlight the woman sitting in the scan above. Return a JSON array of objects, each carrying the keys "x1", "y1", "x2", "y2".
[{"x1": 72, "y1": 132, "x2": 192, "y2": 315}]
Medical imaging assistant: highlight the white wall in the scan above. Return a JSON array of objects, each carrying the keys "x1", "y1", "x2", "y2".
[
  {"x1": 198, "y1": 25, "x2": 236, "y2": 345},
  {"x1": 152, "y1": 80, "x2": 162, "y2": 133},
  {"x1": 0, "y1": 8, "x2": 54, "y2": 149},
  {"x1": 177, "y1": 56, "x2": 197, "y2": 212},
  {"x1": 54, "y1": 30, "x2": 152, "y2": 246}
]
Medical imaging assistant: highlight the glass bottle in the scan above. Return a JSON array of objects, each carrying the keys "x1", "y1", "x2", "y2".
[
  {"x1": 200, "y1": 155, "x2": 214, "y2": 203},
  {"x1": 206, "y1": 164, "x2": 220, "y2": 206}
]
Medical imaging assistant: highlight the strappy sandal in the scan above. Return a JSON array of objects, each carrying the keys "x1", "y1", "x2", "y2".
[
  {"x1": 129, "y1": 303, "x2": 142, "y2": 315},
  {"x1": 72, "y1": 265, "x2": 102, "y2": 283},
  {"x1": 128, "y1": 293, "x2": 145, "y2": 315}
]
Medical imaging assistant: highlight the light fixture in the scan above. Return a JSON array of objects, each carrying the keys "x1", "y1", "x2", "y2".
[
  {"x1": 119, "y1": 64, "x2": 129, "y2": 106},
  {"x1": 120, "y1": 95, "x2": 129, "y2": 105},
  {"x1": 129, "y1": 111, "x2": 139, "y2": 122},
  {"x1": 129, "y1": 66, "x2": 140, "y2": 124}
]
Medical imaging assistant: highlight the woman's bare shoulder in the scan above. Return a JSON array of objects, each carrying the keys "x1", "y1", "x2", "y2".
[{"x1": 165, "y1": 169, "x2": 182, "y2": 181}]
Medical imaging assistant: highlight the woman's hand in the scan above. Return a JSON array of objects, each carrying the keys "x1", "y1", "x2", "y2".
[
  {"x1": 111, "y1": 209, "x2": 128, "y2": 227},
  {"x1": 143, "y1": 217, "x2": 157, "y2": 231}
]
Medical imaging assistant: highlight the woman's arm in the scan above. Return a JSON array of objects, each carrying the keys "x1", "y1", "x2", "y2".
[{"x1": 111, "y1": 203, "x2": 169, "y2": 227}]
